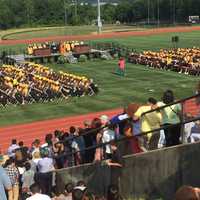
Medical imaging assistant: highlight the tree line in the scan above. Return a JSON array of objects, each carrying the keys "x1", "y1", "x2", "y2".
[{"x1": 0, "y1": 0, "x2": 199, "y2": 29}]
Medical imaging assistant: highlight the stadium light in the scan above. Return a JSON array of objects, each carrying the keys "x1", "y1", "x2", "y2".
[{"x1": 97, "y1": 0, "x2": 102, "y2": 34}]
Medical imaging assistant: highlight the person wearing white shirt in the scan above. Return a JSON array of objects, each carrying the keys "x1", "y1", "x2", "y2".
[
  {"x1": 102, "y1": 124, "x2": 116, "y2": 159},
  {"x1": 190, "y1": 121, "x2": 200, "y2": 143},
  {"x1": 37, "y1": 149, "x2": 54, "y2": 196},
  {"x1": 38, "y1": 157, "x2": 54, "y2": 173},
  {"x1": 26, "y1": 183, "x2": 51, "y2": 200},
  {"x1": 7, "y1": 139, "x2": 20, "y2": 158}
]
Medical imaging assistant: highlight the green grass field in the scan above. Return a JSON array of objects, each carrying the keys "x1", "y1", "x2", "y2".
[
  {"x1": 0, "y1": 60, "x2": 199, "y2": 126},
  {"x1": 0, "y1": 30, "x2": 199, "y2": 126},
  {"x1": 0, "y1": 31, "x2": 199, "y2": 54},
  {"x1": 1, "y1": 25, "x2": 144, "y2": 40}
]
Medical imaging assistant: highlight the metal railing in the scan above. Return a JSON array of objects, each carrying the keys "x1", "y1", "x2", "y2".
[
  {"x1": 52, "y1": 93, "x2": 200, "y2": 165},
  {"x1": 141, "y1": 93, "x2": 200, "y2": 144},
  {"x1": 54, "y1": 113, "x2": 200, "y2": 163}
]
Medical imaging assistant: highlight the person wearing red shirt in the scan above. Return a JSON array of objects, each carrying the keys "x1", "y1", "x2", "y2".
[{"x1": 116, "y1": 57, "x2": 126, "y2": 76}]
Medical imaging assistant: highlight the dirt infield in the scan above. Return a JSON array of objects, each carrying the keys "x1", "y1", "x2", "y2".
[{"x1": 1, "y1": 26, "x2": 200, "y2": 45}]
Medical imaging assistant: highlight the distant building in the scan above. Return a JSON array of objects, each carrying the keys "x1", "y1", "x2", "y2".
[
  {"x1": 91, "y1": 2, "x2": 118, "y2": 6},
  {"x1": 79, "y1": 0, "x2": 119, "y2": 6}
]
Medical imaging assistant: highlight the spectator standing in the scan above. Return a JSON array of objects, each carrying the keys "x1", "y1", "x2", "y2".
[
  {"x1": 30, "y1": 139, "x2": 41, "y2": 156},
  {"x1": 37, "y1": 149, "x2": 54, "y2": 196},
  {"x1": 190, "y1": 120, "x2": 200, "y2": 143},
  {"x1": 18, "y1": 141, "x2": 29, "y2": 160},
  {"x1": 61, "y1": 132, "x2": 73, "y2": 168},
  {"x1": 106, "y1": 142, "x2": 123, "y2": 188},
  {"x1": 7, "y1": 139, "x2": 20, "y2": 158},
  {"x1": 159, "y1": 90, "x2": 182, "y2": 147},
  {"x1": 94, "y1": 130, "x2": 104, "y2": 162},
  {"x1": 21, "y1": 162, "x2": 35, "y2": 192},
  {"x1": 76, "y1": 128, "x2": 85, "y2": 164},
  {"x1": 93, "y1": 118, "x2": 103, "y2": 162},
  {"x1": 110, "y1": 111, "x2": 129, "y2": 137},
  {"x1": 100, "y1": 115, "x2": 109, "y2": 127},
  {"x1": 70, "y1": 127, "x2": 81, "y2": 166},
  {"x1": 184, "y1": 114, "x2": 196, "y2": 143},
  {"x1": 27, "y1": 155, "x2": 37, "y2": 173},
  {"x1": 82, "y1": 120, "x2": 94, "y2": 163},
  {"x1": 32, "y1": 152, "x2": 41, "y2": 167},
  {"x1": 100, "y1": 115, "x2": 116, "y2": 159},
  {"x1": 41, "y1": 134, "x2": 53, "y2": 157},
  {"x1": 102, "y1": 124, "x2": 116, "y2": 159},
  {"x1": 4, "y1": 158, "x2": 20, "y2": 200},
  {"x1": 66, "y1": 127, "x2": 77, "y2": 167},
  {"x1": 0, "y1": 165, "x2": 11, "y2": 200},
  {"x1": 134, "y1": 98, "x2": 162, "y2": 150},
  {"x1": 53, "y1": 142, "x2": 65, "y2": 169}
]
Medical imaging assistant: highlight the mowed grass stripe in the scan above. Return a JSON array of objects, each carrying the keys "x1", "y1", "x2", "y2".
[{"x1": 0, "y1": 60, "x2": 199, "y2": 126}]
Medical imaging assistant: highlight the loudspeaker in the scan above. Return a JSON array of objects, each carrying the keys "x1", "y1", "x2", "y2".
[
  {"x1": 174, "y1": 36, "x2": 179, "y2": 42},
  {"x1": 172, "y1": 36, "x2": 179, "y2": 43}
]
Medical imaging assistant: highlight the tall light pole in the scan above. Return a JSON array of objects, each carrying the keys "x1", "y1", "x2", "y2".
[
  {"x1": 71, "y1": 0, "x2": 77, "y2": 23},
  {"x1": 97, "y1": 0, "x2": 102, "y2": 34},
  {"x1": 147, "y1": 0, "x2": 150, "y2": 25},
  {"x1": 75, "y1": 0, "x2": 78, "y2": 21},
  {"x1": 64, "y1": 0, "x2": 67, "y2": 26},
  {"x1": 157, "y1": 0, "x2": 160, "y2": 27},
  {"x1": 173, "y1": 0, "x2": 176, "y2": 25}
]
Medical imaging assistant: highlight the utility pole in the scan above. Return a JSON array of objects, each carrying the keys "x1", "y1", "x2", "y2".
[{"x1": 97, "y1": 0, "x2": 102, "y2": 34}]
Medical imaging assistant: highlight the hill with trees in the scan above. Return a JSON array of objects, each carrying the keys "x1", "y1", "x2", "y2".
[{"x1": 0, "y1": 0, "x2": 199, "y2": 29}]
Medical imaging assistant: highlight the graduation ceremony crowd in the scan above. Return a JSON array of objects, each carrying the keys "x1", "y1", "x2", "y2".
[
  {"x1": 0, "y1": 62, "x2": 98, "y2": 106},
  {"x1": 129, "y1": 47, "x2": 200, "y2": 76},
  {"x1": 0, "y1": 81, "x2": 199, "y2": 200}
]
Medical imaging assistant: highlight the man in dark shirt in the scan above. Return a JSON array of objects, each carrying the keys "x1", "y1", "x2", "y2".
[
  {"x1": 106, "y1": 142, "x2": 123, "y2": 186},
  {"x1": 82, "y1": 120, "x2": 95, "y2": 163}
]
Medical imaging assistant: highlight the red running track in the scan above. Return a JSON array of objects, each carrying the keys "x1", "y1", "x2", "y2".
[
  {"x1": 184, "y1": 99, "x2": 200, "y2": 116},
  {"x1": 1, "y1": 26, "x2": 200, "y2": 46},
  {"x1": 0, "y1": 101, "x2": 199, "y2": 153},
  {"x1": 0, "y1": 108, "x2": 122, "y2": 152},
  {"x1": 0, "y1": 99, "x2": 199, "y2": 153}
]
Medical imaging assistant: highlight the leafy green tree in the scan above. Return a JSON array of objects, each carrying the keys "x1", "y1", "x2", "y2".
[{"x1": 0, "y1": 0, "x2": 199, "y2": 29}]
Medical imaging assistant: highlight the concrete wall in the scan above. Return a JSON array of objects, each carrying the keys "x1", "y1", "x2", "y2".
[{"x1": 56, "y1": 142, "x2": 200, "y2": 200}]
